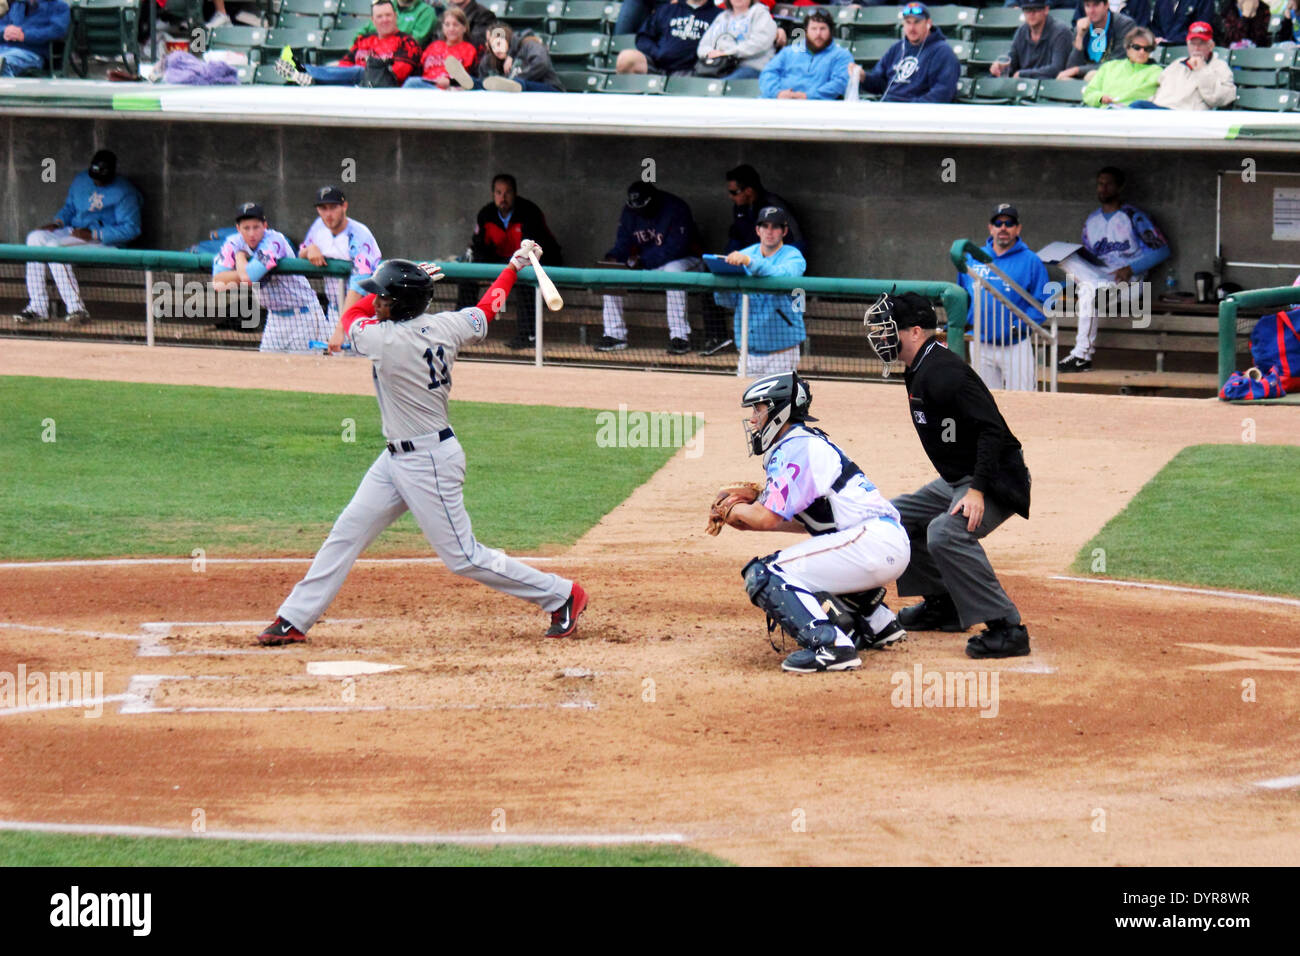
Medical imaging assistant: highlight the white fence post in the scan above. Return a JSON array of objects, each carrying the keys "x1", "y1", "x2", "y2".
[
  {"x1": 144, "y1": 270, "x2": 154, "y2": 347},
  {"x1": 738, "y1": 294, "x2": 750, "y2": 378}
]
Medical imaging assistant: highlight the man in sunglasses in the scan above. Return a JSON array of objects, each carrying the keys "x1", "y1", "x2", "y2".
[
  {"x1": 1058, "y1": 0, "x2": 1135, "y2": 80},
  {"x1": 1129, "y1": 21, "x2": 1235, "y2": 110},
  {"x1": 851, "y1": 2, "x2": 960, "y2": 103}
]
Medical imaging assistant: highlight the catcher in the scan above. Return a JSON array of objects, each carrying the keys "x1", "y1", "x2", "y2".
[{"x1": 708, "y1": 371, "x2": 911, "y2": 673}]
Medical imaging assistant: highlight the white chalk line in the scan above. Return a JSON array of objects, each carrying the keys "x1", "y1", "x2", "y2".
[
  {"x1": 1050, "y1": 575, "x2": 1300, "y2": 608},
  {"x1": 1254, "y1": 775, "x2": 1300, "y2": 791},
  {"x1": 0, "y1": 695, "x2": 128, "y2": 717},
  {"x1": 0, "y1": 622, "x2": 140, "y2": 640},
  {"x1": 0, "y1": 819, "x2": 684, "y2": 846},
  {"x1": 0, "y1": 556, "x2": 556, "y2": 569}
]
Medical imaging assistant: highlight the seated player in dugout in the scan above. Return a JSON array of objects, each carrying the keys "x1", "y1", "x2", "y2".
[{"x1": 708, "y1": 371, "x2": 911, "y2": 674}]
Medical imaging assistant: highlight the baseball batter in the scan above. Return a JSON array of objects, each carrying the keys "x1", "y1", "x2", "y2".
[
  {"x1": 298, "y1": 185, "x2": 381, "y2": 326},
  {"x1": 711, "y1": 371, "x2": 910, "y2": 673},
  {"x1": 257, "y1": 242, "x2": 587, "y2": 647},
  {"x1": 212, "y1": 202, "x2": 333, "y2": 352}
]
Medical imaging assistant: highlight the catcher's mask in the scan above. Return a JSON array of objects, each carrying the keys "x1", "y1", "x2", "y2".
[
  {"x1": 864, "y1": 290, "x2": 936, "y2": 373},
  {"x1": 741, "y1": 371, "x2": 815, "y2": 456},
  {"x1": 359, "y1": 259, "x2": 434, "y2": 321}
]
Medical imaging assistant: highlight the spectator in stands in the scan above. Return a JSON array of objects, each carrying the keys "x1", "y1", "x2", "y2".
[
  {"x1": 696, "y1": 0, "x2": 778, "y2": 80},
  {"x1": 356, "y1": 0, "x2": 437, "y2": 47},
  {"x1": 1280, "y1": 0, "x2": 1298, "y2": 44},
  {"x1": 299, "y1": 185, "x2": 381, "y2": 329},
  {"x1": 474, "y1": 22, "x2": 562, "y2": 91},
  {"x1": 1056, "y1": 166, "x2": 1169, "y2": 373},
  {"x1": 989, "y1": 0, "x2": 1073, "y2": 79},
  {"x1": 405, "y1": 5, "x2": 477, "y2": 88},
  {"x1": 441, "y1": 0, "x2": 497, "y2": 54},
  {"x1": 1130, "y1": 20, "x2": 1236, "y2": 108},
  {"x1": 714, "y1": 205, "x2": 807, "y2": 377},
  {"x1": 957, "y1": 203, "x2": 1053, "y2": 392},
  {"x1": 1127, "y1": 0, "x2": 1217, "y2": 43},
  {"x1": 759, "y1": 9, "x2": 853, "y2": 99},
  {"x1": 458, "y1": 173, "x2": 563, "y2": 349},
  {"x1": 615, "y1": 0, "x2": 667, "y2": 37},
  {"x1": 1082, "y1": 25, "x2": 1162, "y2": 104},
  {"x1": 1058, "y1": 0, "x2": 1136, "y2": 79},
  {"x1": 1217, "y1": 0, "x2": 1273, "y2": 46},
  {"x1": 205, "y1": 1, "x2": 264, "y2": 29},
  {"x1": 212, "y1": 202, "x2": 333, "y2": 353},
  {"x1": 617, "y1": 0, "x2": 720, "y2": 76},
  {"x1": 14, "y1": 149, "x2": 141, "y2": 326},
  {"x1": 0, "y1": 0, "x2": 69, "y2": 77},
  {"x1": 276, "y1": 0, "x2": 421, "y2": 86},
  {"x1": 848, "y1": 2, "x2": 961, "y2": 103},
  {"x1": 597, "y1": 181, "x2": 703, "y2": 355}
]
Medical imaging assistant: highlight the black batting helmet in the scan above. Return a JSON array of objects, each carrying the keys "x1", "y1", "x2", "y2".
[{"x1": 359, "y1": 259, "x2": 434, "y2": 321}]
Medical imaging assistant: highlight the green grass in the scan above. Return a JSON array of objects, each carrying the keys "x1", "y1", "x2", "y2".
[
  {"x1": 1071, "y1": 444, "x2": 1300, "y2": 597},
  {"x1": 0, "y1": 831, "x2": 727, "y2": 867},
  {"x1": 0, "y1": 376, "x2": 680, "y2": 559}
]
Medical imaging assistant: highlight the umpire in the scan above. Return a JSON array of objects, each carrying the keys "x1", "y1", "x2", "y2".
[{"x1": 866, "y1": 292, "x2": 1032, "y2": 659}]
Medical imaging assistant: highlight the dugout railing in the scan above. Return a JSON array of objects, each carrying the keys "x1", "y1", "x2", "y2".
[
  {"x1": 0, "y1": 245, "x2": 969, "y2": 379},
  {"x1": 1218, "y1": 285, "x2": 1299, "y2": 388}
]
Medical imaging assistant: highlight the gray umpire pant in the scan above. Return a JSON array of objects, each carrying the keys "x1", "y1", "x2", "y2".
[{"x1": 890, "y1": 476, "x2": 1020, "y2": 629}]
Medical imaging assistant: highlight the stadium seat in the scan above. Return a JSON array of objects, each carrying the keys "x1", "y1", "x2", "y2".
[
  {"x1": 663, "y1": 75, "x2": 725, "y2": 96},
  {"x1": 208, "y1": 25, "x2": 269, "y2": 64},
  {"x1": 63, "y1": 0, "x2": 142, "y2": 78},
  {"x1": 504, "y1": 0, "x2": 564, "y2": 33},
  {"x1": 330, "y1": 14, "x2": 370, "y2": 37},
  {"x1": 955, "y1": 75, "x2": 974, "y2": 99},
  {"x1": 262, "y1": 26, "x2": 325, "y2": 61},
  {"x1": 554, "y1": 69, "x2": 604, "y2": 91},
  {"x1": 316, "y1": 30, "x2": 355, "y2": 61},
  {"x1": 548, "y1": 31, "x2": 609, "y2": 64},
  {"x1": 841, "y1": 6, "x2": 902, "y2": 39},
  {"x1": 1233, "y1": 67, "x2": 1287, "y2": 89},
  {"x1": 970, "y1": 37, "x2": 1012, "y2": 67},
  {"x1": 967, "y1": 75, "x2": 1037, "y2": 103},
  {"x1": 1234, "y1": 88, "x2": 1300, "y2": 110},
  {"x1": 1159, "y1": 44, "x2": 1187, "y2": 64},
  {"x1": 973, "y1": 6, "x2": 1024, "y2": 37},
  {"x1": 254, "y1": 62, "x2": 288, "y2": 83},
  {"x1": 600, "y1": 72, "x2": 664, "y2": 93},
  {"x1": 948, "y1": 39, "x2": 972, "y2": 65},
  {"x1": 1231, "y1": 46, "x2": 1298, "y2": 72},
  {"x1": 929, "y1": 5, "x2": 978, "y2": 41},
  {"x1": 1031, "y1": 77, "x2": 1086, "y2": 105},
  {"x1": 335, "y1": 0, "x2": 372, "y2": 14},
  {"x1": 276, "y1": 0, "x2": 338, "y2": 30},
  {"x1": 851, "y1": 36, "x2": 896, "y2": 66},
  {"x1": 1049, "y1": 7, "x2": 1073, "y2": 25},
  {"x1": 482, "y1": 0, "x2": 509, "y2": 16},
  {"x1": 557, "y1": 1, "x2": 617, "y2": 34},
  {"x1": 590, "y1": 31, "x2": 634, "y2": 70},
  {"x1": 723, "y1": 77, "x2": 760, "y2": 97}
]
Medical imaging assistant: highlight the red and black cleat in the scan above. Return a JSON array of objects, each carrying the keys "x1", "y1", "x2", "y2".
[
  {"x1": 257, "y1": 616, "x2": 306, "y2": 647},
  {"x1": 545, "y1": 582, "x2": 588, "y2": 638}
]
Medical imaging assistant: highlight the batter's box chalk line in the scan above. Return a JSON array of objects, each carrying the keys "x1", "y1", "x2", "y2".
[
  {"x1": 0, "y1": 556, "x2": 558, "y2": 569},
  {"x1": 1050, "y1": 575, "x2": 1300, "y2": 608}
]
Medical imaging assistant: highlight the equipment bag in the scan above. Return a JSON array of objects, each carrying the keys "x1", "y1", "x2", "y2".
[
  {"x1": 1250, "y1": 309, "x2": 1300, "y2": 392},
  {"x1": 359, "y1": 59, "x2": 399, "y2": 88},
  {"x1": 1219, "y1": 366, "x2": 1287, "y2": 401}
]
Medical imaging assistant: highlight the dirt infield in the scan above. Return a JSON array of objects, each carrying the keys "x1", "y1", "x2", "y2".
[{"x1": 2, "y1": 341, "x2": 1299, "y2": 866}]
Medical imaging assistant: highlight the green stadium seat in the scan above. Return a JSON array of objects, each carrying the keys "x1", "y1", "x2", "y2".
[
  {"x1": 723, "y1": 77, "x2": 760, "y2": 97},
  {"x1": 948, "y1": 39, "x2": 972, "y2": 65},
  {"x1": 316, "y1": 30, "x2": 355, "y2": 60},
  {"x1": 254, "y1": 62, "x2": 288, "y2": 83},
  {"x1": 276, "y1": 0, "x2": 339, "y2": 29},
  {"x1": 208, "y1": 24, "x2": 269, "y2": 64},
  {"x1": 335, "y1": 0, "x2": 372, "y2": 15},
  {"x1": 558, "y1": 1, "x2": 617, "y2": 33},
  {"x1": 483, "y1": 0, "x2": 510, "y2": 15},
  {"x1": 503, "y1": 0, "x2": 564, "y2": 32},
  {"x1": 1233, "y1": 67, "x2": 1287, "y2": 88},
  {"x1": 330, "y1": 14, "x2": 370, "y2": 37},
  {"x1": 1159, "y1": 44, "x2": 1187, "y2": 64},
  {"x1": 968, "y1": 74, "x2": 1037, "y2": 103},
  {"x1": 1031, "y1": 77, "x2": 1086, "y2": 105},
  {"x1": 1049, "y1": 7, "x2": 1073, "y2": 25},
  {"x1": 955, "y1": 75, "x2": 974, "y2": 99},
  {"x1": 841, "y1": 6, "x2": 901, "y2": 39},
  {"x1": 1234, "y1": 87, "x2": 1300, "y2": 110},
  {"x1": 929, "y1": 5, "x2": 978, "y2": 41},
  {"x1": 600, "y1": 72, "x2": 664, "y2": 93},
  {"x1": 970, "y1": 37, "x2": 1012, "y2": 67},
  {"x1": 1231, "y1": 46, "x2": 1298, "y2": 71},
  {"x1": 851, "y1": 36, "x2": 896, "y2": 66},
  {"x1": 663, "y1": 74, "x2": 725, "y2": 96},
  {"x1": 548, "y1": 30, "x2": 609, "y2": 64},
  {"x1": 589, "y1": 30, "x2": 634, "y2": 69},
  {"x1": 63, "y1": 0, "x2": 139, "y2": 77},
  {"x1": 973, "y1": 6, "x2": 1024, "y2": 37},
  {"x1": 263, "y1": 25, "x2": 326, "y2": 59},
  {"x1": 554, "y1": 69, "x2": 604, "y2": 91}
]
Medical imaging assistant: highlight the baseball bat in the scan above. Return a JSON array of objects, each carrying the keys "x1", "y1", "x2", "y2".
[{"x1": 528, "y1": 249, "x2": 564, "y2": 312}]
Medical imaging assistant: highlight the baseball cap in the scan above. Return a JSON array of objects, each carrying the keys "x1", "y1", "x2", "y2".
[
  {"x1": 756, "y1": 205, "x2": 789, "y2": 228},
  {"x1": 88, "y1": 149, "x2": 116, "y2": 181},
  {"x1": 990, "y1": 203, "x2": 1019, "y2": 225},
  {"x1": 235, "y1": 201, "x2": 266, "y2": 222},
  {"x1": 1186, "y1": 21, "x2": 1214, "y2": 42},
  {"x1": 892, "y1": 291, "x2": 938, "y2": 330},
  {"x1": 626, "y1": 181, "x2": 658, "y2": 211},
  {"x1": 1019, "y1": 0, "x2": 1047, "y2": 8},
  {"x1": 900, "y1": 2, "x2": 929, "y2": 18},
  {"x1": 315, "y1": 185, "x2": 346, "y2": 205}
]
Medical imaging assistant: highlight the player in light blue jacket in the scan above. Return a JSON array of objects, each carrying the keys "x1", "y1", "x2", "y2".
[
  {"x1": 714, "y1": 205, "x2": 807, "y2": 377},
  {"x1": 15, "y1": 149, "x2": 142, "y2": 325},
  {"x1": 759, "y1": 10, "x2": 853, "y2": 100}
]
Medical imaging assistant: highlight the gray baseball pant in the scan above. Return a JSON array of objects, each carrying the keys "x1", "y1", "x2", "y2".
[{"x1": 890, "y1": 476, "x2": 1020, "y2": 629}]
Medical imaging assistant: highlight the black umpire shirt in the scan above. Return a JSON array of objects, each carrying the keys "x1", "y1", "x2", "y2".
[{"x1": 903, "y1": 337, "x2": 1032, "y2": 518}]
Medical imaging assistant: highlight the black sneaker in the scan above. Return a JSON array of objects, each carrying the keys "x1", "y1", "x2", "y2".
[
  {"x1": 856, "y1": 618, "x2": 906, "y2": 651},
  {"x1": 14, "y1": 307, "x2": 48, "y2": 324},
  {"x1": 1057, "y1": 355, "x2": 1091, "y2": 372},
  {"x1": 782, "y1": 643, "x2": 861, "y2": 673},
  {"x1": 595, "y1": 335, "x2": 627, "y2": 352},
  {"x1": 65, "y1": 309, "x2": 91, "y2": 325},
  {"x1": 667, "y1": 337, "x2": 690, "y2": 355},
  {"x1": 506, "y1": 333, "x2": 535, "y2": 349},
  {"x1": 897, "y1": 594, "x2": 964, "y2": 633},
  {"x1": 700, "y1": 337, "x2": 734, "y2": 356},
  {"x1": 965, "y1": 623, "x2": 1030, "y2": 659}
]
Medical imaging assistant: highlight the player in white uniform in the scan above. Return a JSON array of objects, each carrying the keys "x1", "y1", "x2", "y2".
[
  {"x1": 212, "y1": 202, "x2": 333, "y2": 352},
  {"x1": 298, "y1": 185, "x2": 381, "y2": 327},
  {"x1": 257, "y1": 242, "x2": 587, "y2": 647},
  {"x1": 715, "y1": 372, "x2": 910, "y2": 673}
]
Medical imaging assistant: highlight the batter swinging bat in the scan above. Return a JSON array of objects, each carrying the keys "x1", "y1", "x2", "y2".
[{"x1": 528, "y1": 250, "x2": 564, "y2": 312}]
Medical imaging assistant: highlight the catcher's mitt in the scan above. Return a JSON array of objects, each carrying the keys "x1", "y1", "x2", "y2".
[{"x1": 705, "y1": 481, "x2": 764, "y2": 536}]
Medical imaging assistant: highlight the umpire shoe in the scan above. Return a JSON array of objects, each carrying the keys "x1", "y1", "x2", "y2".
[
  {"x1": 782, "y1": 643, "x2": 861, "y2": 673},
  {"x1": 856, "y1": 618, "x2": 906, "y2": 652},
  {"x1": 594, "y1": 335, "x2": 627, "y2": 352},
  {"x1": 14, "y1": 307, "x2": 48, "y2": 323},
  {"x1": 1057, "y1": 355, "x2": 1092, "y2": 373},
  {"x1": 897, "y1": 593, "x2": 964, "y2": 632},
  {"x1": 667, "y1": 337, "x2": 691, "y2": 355},
  {"x1": 546, "y1": 582, "x2": 588, "y2": 638},
  {"x1": 257, "y1": 616, "x2": 306, "y2": 646},
  {"x1": 965, "y1": 622, "x2": 1030, "y2": 659}
]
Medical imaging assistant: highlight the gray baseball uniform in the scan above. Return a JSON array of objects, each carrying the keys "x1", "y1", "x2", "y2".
[{"x1": 277, "y1": 297, "x2": 572, "y2": 632}]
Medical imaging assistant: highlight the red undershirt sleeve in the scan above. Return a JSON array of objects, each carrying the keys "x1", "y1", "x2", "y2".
[
  {"x1": 475, "y1": 264, "x2": 518, "y2": 321},
  {"x1": 340, "y1": 293, "x2": 377, "y2": 335}
]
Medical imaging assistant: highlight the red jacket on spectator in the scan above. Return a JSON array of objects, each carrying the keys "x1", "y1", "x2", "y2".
[
  {"x1": 420, "y1": 38, "x2": 478, "y2": 81},
  {"x1": 342, "y1": 31, "x2": 422, "y2": 83}
]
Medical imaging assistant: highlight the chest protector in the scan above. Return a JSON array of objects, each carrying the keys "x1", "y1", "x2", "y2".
[{"x1": 789, "y1": 428, "x2": 864, "y2": 536}]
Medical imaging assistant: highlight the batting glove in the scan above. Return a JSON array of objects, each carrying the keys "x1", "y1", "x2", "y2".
[
  {"x1": 509, "y1": 240, "x2": 542, "y2": 272},
  {"x1": 416, "y1": 261, "x2": 446, "y2": 283}
]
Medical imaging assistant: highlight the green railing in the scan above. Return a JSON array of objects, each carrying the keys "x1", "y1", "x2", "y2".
[{"x1": 1218, "y1": 286, "x2": 1295, "y2": 387}]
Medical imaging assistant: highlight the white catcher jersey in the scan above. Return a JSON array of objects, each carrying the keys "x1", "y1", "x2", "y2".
[{"x1": 348, "y1": 305, "x2": 489, "y2": 440}]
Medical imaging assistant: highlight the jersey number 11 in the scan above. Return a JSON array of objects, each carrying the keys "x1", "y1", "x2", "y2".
[{"x1": 424, "y1": 346, "x2": 451, "y2": 390}]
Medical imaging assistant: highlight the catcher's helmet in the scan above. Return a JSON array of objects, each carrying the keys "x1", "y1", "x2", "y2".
[
  {"x1": 740, "y1": 371, "x2": 816, "y2": 456},
  {"x1": 359, "y1": 259, "x2": 434, "y2": 321}
]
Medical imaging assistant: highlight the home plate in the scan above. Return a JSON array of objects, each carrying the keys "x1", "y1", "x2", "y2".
[{"x1": 306, "y1": 661, "x2": 405, "y2": 677}]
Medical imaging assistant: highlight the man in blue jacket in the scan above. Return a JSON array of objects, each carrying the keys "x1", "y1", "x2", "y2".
[
  {"x1": 759, "y1": 10, "x2": 853, "y2": 100},
  {"x1": 617, "y1": 0, "x2": 719, "y2": 76},
  {"x1": 0, "y1": 0, "x2": 70, "y2": 76},
  {"x1": 715, "y1": 206, "x2": 807, "y2": 377},
  {"x1": 15, "y1": 149, "x2": 142, "y2": 325},
  {"x1": 853, "y1": 2, "x2": 960, "y2": 103},
  {"x1": 957, "y1": 203, "x2": 1054, "y2": 392},
  {"x1": 598, "y1": 181, "x2": 703, "y2": 355}
]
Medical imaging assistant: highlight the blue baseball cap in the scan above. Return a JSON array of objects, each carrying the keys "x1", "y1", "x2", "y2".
[{"x1": 900, "y1": 2, "x2": 930, "y2": 18}]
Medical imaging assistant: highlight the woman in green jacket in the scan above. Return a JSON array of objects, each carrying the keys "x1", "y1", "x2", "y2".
[{"x1": 1082, "y1": 26, "x2": 1162, "y2": 107}]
